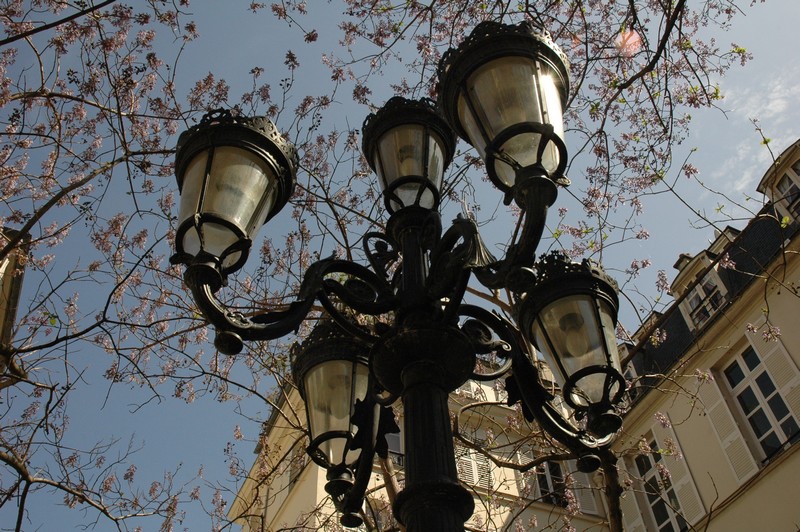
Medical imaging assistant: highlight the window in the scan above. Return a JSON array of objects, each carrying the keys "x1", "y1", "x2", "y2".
[
  {"x1": 624, "y1": 363, "x2": 642, "y2": 403},
  {"x1": 634, "y1": 435, "x2": 689, "y2": 532},
  {"x1": 723, "y1": 346, "x2": 800, "y2": 460},
  {"x1": 515, "y1": 451, "x2": 567, "y2": 507},
  {"x1": 288, "y1": 447, "x2": 307, "y2": 487},
  {"x1": 684, "y1": 274, "x2": 724, "y2": 328},
  {"x1": 536, "y1": 461, "x2": 568, "y2": 507},
  {"x1": 623, "y1": 422, "x2": 705, "y2": 531},
  {"x1": 456, "y1": 445, "x2": 492, "y2": 490},
  {"x1": 777, "y1": 160, "x2": 800, "y2": 217},
  {"x1": 385, "y1": 430, "x2": 404, "y2": 468}
]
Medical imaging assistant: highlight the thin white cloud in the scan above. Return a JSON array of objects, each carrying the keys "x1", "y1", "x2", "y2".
[{"x1": 701, "y1": 66, "x2": 800, "y2": 195}]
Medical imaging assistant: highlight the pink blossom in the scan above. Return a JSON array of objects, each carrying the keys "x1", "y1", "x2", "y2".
[
  {"x1": 123, "y1": 464, "x2": 137, "y2": 482},
  {"x1": 615, "y1": 29, "x2": 642, "y2": 57},
  {"x1": 654, "y1": 411, "x2": 671, "y2": 428},
  {"x1": 719, "y1": 252, "x2": 735, "y2": 269}
]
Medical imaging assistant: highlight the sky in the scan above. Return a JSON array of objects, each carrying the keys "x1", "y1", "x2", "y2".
[{"x1": 11, "y1": 1, "x2": 800, "y2": 530}]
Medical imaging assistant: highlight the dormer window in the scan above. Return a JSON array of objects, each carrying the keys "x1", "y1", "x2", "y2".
[
  {"x1": 776, "y1": 165, "x2": 800, "y2": 218},
  {"x1": 756, "y1": 139, "x2": 800, "y2": 216},
  {"x1": 683, "y1": 273, "x2": 724, "y2": 329}
]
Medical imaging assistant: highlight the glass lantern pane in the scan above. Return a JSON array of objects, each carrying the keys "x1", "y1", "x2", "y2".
[
  {"x1": 304, "y1": 359, "x2": 370, "y2": 467},
  {"x1": 177, "y1": 151, "x2": 208, "y2": 227},
  {"x1": 177, "y1": 147, "x2": 278, "y2": 268},
  {"x1": 378, "y1": 126, "x2": 445, "y2": 211},
  {"x1": 531, "y1": 295, "x2": 615, "y2": 406},
  {"x1": 207, "y1": 146, "x2": 277, "y2": 235},
  {"x1": 377, "y1": 124, "x2": 426, "y2": 187},
  {"x1": 457, "y1": 56, "x2": 565, "y2": 188},
  {"x1": 177, "y1": 152, "x2": 209, "y2": 259},
  {"x1": 180, "y1": 222, "x2": 241, "y2": 267},
  {"x1": 427, "y1": 131, "x2": 446, "y2": 193}
]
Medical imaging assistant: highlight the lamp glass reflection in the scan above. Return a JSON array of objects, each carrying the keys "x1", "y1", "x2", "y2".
[
  {"x1": 304, "y1": 359, "x2": 370, "y2": 467},
  {"x1": 456, "y1": 56, "x2": 564, "y2": 187},
  {"x1": 374, "y1": 124, "x2": 445, "y2": 211},
  {"x1": 531, "y1": 294, "x2": 619, "y2": 407},
  {"x1": 176, "y1": 146, "x2": 278, "y2": 269}
]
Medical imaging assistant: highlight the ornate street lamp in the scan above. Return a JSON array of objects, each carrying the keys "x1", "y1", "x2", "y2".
[
  {"x1": 291, "y1": 319, "x2": 372, "y2": 478},
  {"x1": 515, "y1": 252, "x2": 625, "y2": 438},
  {"x1": 171, "y1": 109, "x2": 298, "y2": 286},
  {"x1": 172, "y1": 21, "x2": 627, "y2": 532},
  {"x1": 437, "y1": 20, "x2": 570, "y2": 203},
  {"x1": 291, "y1": 318, "x2": 396, "y2": 528},
  {"x1": 362, "y1": 97, "x2": 456, "y2": 213}
]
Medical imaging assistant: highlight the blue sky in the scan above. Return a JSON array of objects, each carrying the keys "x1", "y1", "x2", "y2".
[{"x1": 11, "y1": 1, "x2": 800, "y2": 530}]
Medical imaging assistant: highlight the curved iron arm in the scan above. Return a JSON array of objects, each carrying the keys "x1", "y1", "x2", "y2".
[
  {"x1": 185, "y1": 256, "x2": 399, "y2": 354},
  {"x1": 456, "y1": 304, "x2": 513, "y2": 381},
  {"x1": 457, "y1": 304, "x2": 613, "y2": 455},
  {"x1": 473, "y1": 175, "x2": 559, "y2": 291}
]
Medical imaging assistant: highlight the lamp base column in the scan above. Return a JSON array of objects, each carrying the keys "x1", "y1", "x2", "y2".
[{"x1": 393, "y1": 360, "x2": 474, "y2": 532}]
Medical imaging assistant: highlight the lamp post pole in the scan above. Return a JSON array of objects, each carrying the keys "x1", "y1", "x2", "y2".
[{"x1": 369, "y1": 208, "x2": 477, "y2": 530}]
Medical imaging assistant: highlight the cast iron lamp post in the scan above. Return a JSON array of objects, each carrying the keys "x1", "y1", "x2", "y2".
[{"x1": 172, "y1": 20, "x2": 626, "y2": 531}]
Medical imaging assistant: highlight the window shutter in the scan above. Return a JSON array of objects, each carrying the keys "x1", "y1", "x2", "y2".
[
  {"x1": 652, "y1": 417, "x2": 706, "y2": 525},
  {"x1": 474, "y1": 450, "x2": 492, "y2": 490},
  {"x1": 567, "y1": 462, "x2": 600, "y2": 515},
  {"x1": 619, "y1": 466, "x2": 646, "y2": 532},
  {"x1": 455, "y1": 445, "x2": 492, "y2": 490},
  {"x1": 697, "y1": 376, "x2": 758, "y2": 481},
  {"x1": 455, "y1": 445, "x2": 475, "y2": 485}
]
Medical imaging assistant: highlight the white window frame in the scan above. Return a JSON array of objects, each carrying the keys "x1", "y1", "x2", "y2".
[
  {"x1": 516, "y1": 458, "x2": 568, "y2": 507},
  {"x1": 680, "y1": 272, "x2": 725, "y2": 329},
  {"x1": 624, "y1": 363, "x2": 642, "y2": 403},
  {"x1": 722, "y1": 344, "x2": 800, "y2": 462},
  {"x1": 775, "y1": 161, "x2": 800, "y2": 219}
]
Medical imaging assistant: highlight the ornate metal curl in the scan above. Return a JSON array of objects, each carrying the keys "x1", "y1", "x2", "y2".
[
  {"x1": 185, "y1": 256, "x2": 399, "y2": 354},
  {"x1": 363, "y1": 231, "x2": 400, "y2": 283},
  {"x1": 428, "y1": 215, "x2": 497, "y2": 315},
  {"x1": 456, "y1": 305, "x2": 513, "y2": 381}
]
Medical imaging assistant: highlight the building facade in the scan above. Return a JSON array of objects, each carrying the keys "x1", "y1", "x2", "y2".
[
  {"x1": 229, "y1": 378, "x2": 610, "y2": 531},
  {"x1": 618, "y1": 139, "x2": 800, "y2": 531}
]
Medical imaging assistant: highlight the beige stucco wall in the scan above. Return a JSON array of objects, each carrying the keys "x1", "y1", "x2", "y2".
[{"x1": 617, "y1": 223, "x2": 800, "y2": 530}]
